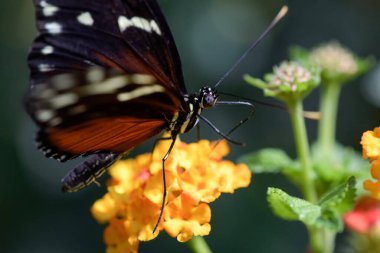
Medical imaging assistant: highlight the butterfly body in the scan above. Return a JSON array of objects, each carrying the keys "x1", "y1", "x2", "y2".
[{"x1": 171, "y1": 87, "x2": 218, "y2": 135}]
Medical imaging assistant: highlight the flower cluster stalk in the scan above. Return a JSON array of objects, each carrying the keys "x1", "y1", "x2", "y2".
[
  {"x1": 187, "y1": 237, "x2": 213, "y2": 253},
  {"x1": 318, "y1": 82, "x2": 341, "y2": 157},
  {"x1": 288, "y1": 100, "x2": 329, "y2": 253},
  {"x1": 288, "y1": 100, "x2": 317, "y2": 204}
]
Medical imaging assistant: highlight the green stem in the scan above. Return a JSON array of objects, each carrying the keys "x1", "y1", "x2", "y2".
[
  {"x1": 288, "y1": 100, "x2": 323, "y2": 253},
  {"x1": 318, "y1": 82, "x2": 341, "y2": 156},
  {"x1": 288, "y1": 100, "x2": 317, "y2": 204},
  {"x1": 187, "y1": 237, "x2": 212, "y2": 253},
  {"x1": 322, "y1": 230, "x2": 337, "y2": 253},
  {"x1": 308, "y1": 227, "x2": 324, "y2": 253},
  {"x1": 308, "y1": 229, "x2": 336, "y2": 253},
  {"x1": 288, "y1": 99, "x2": 335, "y2": 253}
]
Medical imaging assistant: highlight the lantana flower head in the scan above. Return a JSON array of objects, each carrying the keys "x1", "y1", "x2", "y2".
[
  {"x1": 245, "y1": 60, "x2": 320, "y2": 103},
  {"x1": 290, "y1": 41, "x2": 373, "y2": 85},
  {"x1": 310, "y1": 41, "x2": 358, "y2": 76},
  {"x1": 91, "y1": 136, "x2": 251, "y2": 253},
  {"x1": 362, "y1": 127, "x2": 380, "y2": 198}
]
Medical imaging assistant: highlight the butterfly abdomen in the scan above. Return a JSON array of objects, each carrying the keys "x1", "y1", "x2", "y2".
[{"x1": 61, "y1": 152, "x2": 120, "y2": 192}]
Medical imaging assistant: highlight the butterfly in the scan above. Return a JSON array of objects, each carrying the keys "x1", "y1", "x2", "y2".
[
  {"x1": 26, "y1": 0, "x2": 219, "y2": 192},
  {"x1": 26, "y1": 0, "x2": 286, "y2": 195}
]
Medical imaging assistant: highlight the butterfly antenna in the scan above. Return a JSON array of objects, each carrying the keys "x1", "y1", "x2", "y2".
[
  {"x1": 214, "y1": 5, "x2": 288, "y2": 88},
  {"x1": 218, "y1": 91, "x2": 285, "y2": 110},
  {"x1": 219, "y1": 91, "x2": 321, "y2": 120}
]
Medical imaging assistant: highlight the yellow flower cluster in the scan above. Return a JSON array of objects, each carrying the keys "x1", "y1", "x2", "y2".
[
  {"x1": 91, "y1": 137, "x2": 251, "y2": 253},
  {"x1": 362, "y1": 127, "x2": 380, "y2": 198}
]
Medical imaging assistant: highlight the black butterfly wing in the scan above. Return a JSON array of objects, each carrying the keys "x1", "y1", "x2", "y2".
[
  {"x1": 26, "y1": 0, "x2": 187, "y2": 161},
  {"x1": 27, "y1": 67, "x2": 180, "y2": 161},
  {"x1": 113, "y1": 0, "x2": 186, "y2": 93},
  {"x1": 29, "y1": 0, "x2": 186, "y2": 95},
  {"x1": 30, "y1": 0, "x2": 142, "y2": 86}
]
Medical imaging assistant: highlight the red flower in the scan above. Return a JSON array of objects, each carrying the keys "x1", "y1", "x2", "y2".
[{"x1": 344, "y1": 196, "x2": 380, "y2": 234}]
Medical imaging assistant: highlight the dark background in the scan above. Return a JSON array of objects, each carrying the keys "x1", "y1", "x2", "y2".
[{"x1": 1, "y1": 0, "x2": 379, "y2": 252}]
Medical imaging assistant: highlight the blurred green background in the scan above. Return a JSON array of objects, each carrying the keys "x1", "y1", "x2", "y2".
[{"x1": 1, "y1": 0, "x2": 379, "y2": 252}]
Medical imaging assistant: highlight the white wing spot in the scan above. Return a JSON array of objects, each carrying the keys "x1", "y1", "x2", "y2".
[
  {"x1": 49, "y1": 93, "x2": 79, "y2": 108},
  {"x1": 36, "y1": 110, "x2": 55, "y2": 122},
  {"x1": 41, "y1": 45, "x2": 54, "y2": 55},
  {"x1": 150, "y1": 20, "x2": 162, "y2": 35},
  {"x1": 38, "y1": 89, "x2": 56, "y2": 99},
  {"x1": 38, "y1": 64, "x2": 53, "y2": 72},
  {"x1": 86, "y1": 67, "x2": 105, "y2": 83},
  {"x1": 45, "y1": 22, "x2": 62, "y2": 34},
  {"x1": 49, "y1": 117, "x2": 62, "y2": 126},
  {"x1": 118, "y1": 16, "x2": 133, "y2": 32},
  {"x1": 68, "y1": 105, "x2": 87, "y2": 115},
  {"x1": 117, "y1": 85, "x2": 165, "y2": 102},
  {"x1": 77, "y1": 12, "x2": 94, "y2": 26},
  {"x1": 118, "y1": 15, "x2": 161, "y2": 35},
  {"x1": 131, "y1": 74, "x2": 155, "y2": 85},
  {"x1": 132, "y1": 17, "x2": 151, "y2": 32},
  {"x1": 78, "y1": 75, "x2": 129, "y2": 95},
  {"x1": 40, "y1": 1, "x2": 59, "y2": 17},
  {"x1": 51, "y1": 73, "x2": 76, "y2": 90}
]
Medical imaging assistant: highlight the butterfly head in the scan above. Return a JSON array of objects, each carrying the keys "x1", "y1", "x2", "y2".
[{"x1": 198, "y1": 86, "x2": 218, "y2": 109}]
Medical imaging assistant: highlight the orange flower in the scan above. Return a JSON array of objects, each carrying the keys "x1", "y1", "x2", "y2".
[
  {"x1": 364, "y1": 160, "x2": 380, "y2": 199},
  {"x1": 361, "y1": 127, "x2": 380, "y2": 161},
  {"x1": 362, "y1": 127, "x2": 380, "y2": 198},
  {"x1": 164, "y1": 193, "x2": 211, "y2": 242},
  {"x1": 91, "y1": 136, "x2": 251, "y2": 253}
]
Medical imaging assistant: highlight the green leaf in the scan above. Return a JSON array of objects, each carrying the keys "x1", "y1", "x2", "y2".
[
  {"x1": 282, "y1": 161, "x2": 305, "y2": 188},
  {"x1": 307, "y1": 177, "x2": 358, "y2": 232},
  {"x1": 238, "y1": 148, "x2": 292, "y2": 173},
  {"x1": 315, "y1": 209, "x2": 343, "y2": 231},
  {"x1": 319, "y1": 177, "x2": 357, "y2": 215},
  {"x1": 267, "y1": 187, "x2": 350, "y2": 231},
  {"x1": 267, "y1": 188, "x2": 321, "y2": 225},
  {"x1": 244, "y1": 74, "x2": 268, "y2": 89},
  {"x1": 312, "y1": 142, "x2": 370, "y2": 193}
]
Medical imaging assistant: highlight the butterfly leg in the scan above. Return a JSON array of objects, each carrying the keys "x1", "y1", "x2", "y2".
[
  {"x1": 151, "y1": 136, "x2": 172, "y2": 155},
  {"x1": 210, "y1": 101, "x2": 255, "y2": 150},
  {"x1": 149, "y1": 136, "x2": 172, "y2": 168},
  {"x1": 216, "y1": 101, "x2": 256, "y2": 136},
  {"x1": 153, "y1": 133, "x2": 178, "y2": 233},
  {"x1": 196, "y1": 123, "x2": 201, "y2": 141},
  {"x1": 198, "y1": 115, "x2": 244, "y2": 146}
]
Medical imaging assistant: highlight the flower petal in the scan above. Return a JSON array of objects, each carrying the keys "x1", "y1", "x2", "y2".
[
  {"x1": 92, "y1": 194, "x2": 118, "y2": 223},
  {"x1": 361, "y1": 128, "x2": 380, "y2": 161}
]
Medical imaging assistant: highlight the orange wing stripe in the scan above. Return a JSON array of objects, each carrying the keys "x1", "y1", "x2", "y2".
[{"x1": 48, "y1": 117, "x2": 166, "y2": 154}]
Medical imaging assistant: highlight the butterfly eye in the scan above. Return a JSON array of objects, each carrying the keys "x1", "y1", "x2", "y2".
[{"x1": 199, "y1": 87, "x2": 218, "y2": 108}]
